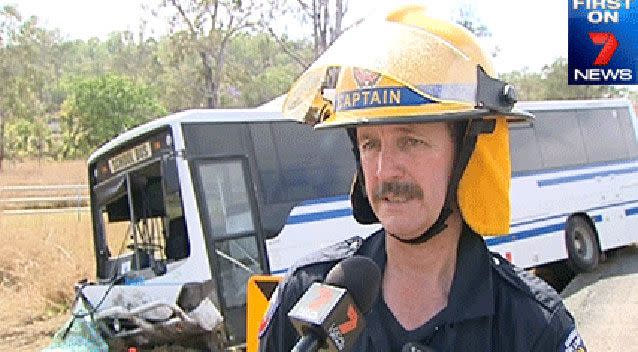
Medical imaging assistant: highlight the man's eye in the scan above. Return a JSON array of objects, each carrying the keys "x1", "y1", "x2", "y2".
[
  {"x1": 400, "y1": 137, "x2": 427, "y2": 148},
  {"x1": 359, "y1": 140, "x2": 379, "y2": 150}
]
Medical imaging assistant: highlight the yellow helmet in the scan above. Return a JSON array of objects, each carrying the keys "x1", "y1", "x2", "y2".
[{"x1": 283, "y1": 4, "x2": 533, "y2": 237}]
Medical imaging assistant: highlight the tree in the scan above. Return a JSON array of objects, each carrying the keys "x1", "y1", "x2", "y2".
[
  {"x1": 0, "y1": 8, "x2": 65, "y2": 164},
  {"x1": 265, "y1": 0, "x2": 349, "y2": 69},
  {"x1": 223, "y1": 32, "x2": 306, "y2": 107},
  {"x1": 0, "y1": 5, "x2": 21, "y2": 169},
  {"x1": 149, "y1": 0, "x2": 262, "y2": 108},
  {"x1": 452, "y1": 2, "x2": 501, "y2": 58},
  {"x1": 454, "y1": 2, "x2": 490, "y2": 38},
  {"x1": 59, "y1": 74, "x2": 166, "y2": 158}
]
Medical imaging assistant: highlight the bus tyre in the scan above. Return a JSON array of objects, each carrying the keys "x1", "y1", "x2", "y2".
[{"x1": 565, "y1": 216, "x2": 600, "y2": 273}]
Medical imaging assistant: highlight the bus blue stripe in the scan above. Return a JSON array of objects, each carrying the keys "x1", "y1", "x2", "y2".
[
  {"x1": 512, "y1": 157, "x2": 638, "y2": 178},
  {"x1": 299, "y1": 195, "x2": 349, "y2": 206},
  {"x1": 287, "y1": 208, "x2": 352, "y2": 224},
  {"x1": 537, "y1": 166, "x2": 638, "y2": 187},
  {"x1": 485, "y1": 215, "x2": 603, "y2": 246},
  {"x1": 286, "y1": 199, "x2": 636, "y2": 228},
  {"x1": 486, "y1": 222, "x2": 566, "y2": 246},
  {"x1": 510, "y1": 199, "x2": 638, "y2": 228}
]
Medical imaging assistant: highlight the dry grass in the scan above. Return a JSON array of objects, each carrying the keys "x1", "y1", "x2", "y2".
[
  {"x1": 0, "y1": 212, "x2": 95, "y2": 324},
  {"x1": 0, "y1": 160, "x2": 94, "y2": 349},
  {"x1": 0, "y1": 159, "x2": 87, "y2": 186}
]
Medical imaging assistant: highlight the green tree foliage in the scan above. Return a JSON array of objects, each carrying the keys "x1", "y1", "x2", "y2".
[
  {"x1": 4, "y1": 117, "x2": 52, "y2": 159},
  {"x1": 151, "y1": 0, "x2": 263, "y2": 108},
  {"x1": 0, "y1": 5, "x2": 307, "y2": 159},
  {"x1": 223, "y1": 32, "x2": 305, "y2": 107},
  {"x1": 0, "y1": 7, "x2": 67, "y2": 164},
  {"x1": 59, "y1": 74, "x2": 166, "y2": 158}
]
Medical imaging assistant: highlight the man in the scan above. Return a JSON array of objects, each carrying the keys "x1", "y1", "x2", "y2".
[{"x1": 259, "y1": 4, "x2": 586, "y2": 351}]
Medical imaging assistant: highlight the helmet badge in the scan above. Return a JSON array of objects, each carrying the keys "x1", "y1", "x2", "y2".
[{"x1": 353, "y1": 68, "x2": 381, "y2": 88}]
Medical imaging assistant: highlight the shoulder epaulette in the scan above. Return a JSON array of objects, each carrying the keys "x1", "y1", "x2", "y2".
[{"x1": 490, "y1": 252, "x2": 562, "y2": 312}]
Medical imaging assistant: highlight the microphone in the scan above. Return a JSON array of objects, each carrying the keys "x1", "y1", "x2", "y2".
[{"x1": 287, "y1": 256, "x2": 381, "y2": 352}]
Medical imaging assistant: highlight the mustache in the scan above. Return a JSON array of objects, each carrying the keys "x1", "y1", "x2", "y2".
[{"x1": 371, "y1": 181, "x2": 424, "y2": 201}]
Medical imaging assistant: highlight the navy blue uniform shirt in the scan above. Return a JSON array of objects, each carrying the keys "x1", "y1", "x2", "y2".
[{"x1": 259, "y1": 225, "x2": 586, "y2": 351}]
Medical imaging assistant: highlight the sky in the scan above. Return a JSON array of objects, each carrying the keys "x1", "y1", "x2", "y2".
[{"x1": 2, "y1": 0, "x2": 567, "y2": 74}]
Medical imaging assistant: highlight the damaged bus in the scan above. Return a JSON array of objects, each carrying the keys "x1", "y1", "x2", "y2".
[{"x1": 75, "y1": 105, "x2": 376, "y2": 350}]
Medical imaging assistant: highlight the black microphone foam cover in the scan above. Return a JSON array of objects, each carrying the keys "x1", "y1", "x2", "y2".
[{"x1": 324, "y1": 255, "x2": 381, "y2": 314}]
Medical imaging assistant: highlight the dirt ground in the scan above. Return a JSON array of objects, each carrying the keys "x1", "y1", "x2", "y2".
[
  {"x1": 0, "y1": 315, "x2": 70, "y2": 351},
  {"x1": 562, "y1": 244, "x2": 638, "y2": 351}
]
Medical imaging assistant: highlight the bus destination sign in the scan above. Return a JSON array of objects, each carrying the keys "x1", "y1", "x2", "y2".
[{"x1": 108, "y1": 142, "x2": 153, "y2": 174}]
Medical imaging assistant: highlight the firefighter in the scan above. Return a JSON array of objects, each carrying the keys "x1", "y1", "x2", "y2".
[{"x1": 259, "y1": 4, "x2": 586, "y2": 351}]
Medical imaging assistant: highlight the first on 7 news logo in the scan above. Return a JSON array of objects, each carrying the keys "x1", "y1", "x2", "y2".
[{"x1": 568, "y1": 0, "x2": 638, "y2": 85}]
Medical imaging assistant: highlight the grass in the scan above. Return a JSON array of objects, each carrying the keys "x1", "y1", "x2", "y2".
[
  {"x1": 0, "y1": 160, "x2": 93, "y2": 328},
  {"x1": 0, "y1": 211, "x2": 95, "y2": 324},
  {"x1": 0, "y1": 159, "x2": 87, "y2": 186}
]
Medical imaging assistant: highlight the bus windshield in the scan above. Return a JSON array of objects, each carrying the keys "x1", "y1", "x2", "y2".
[{"x1": 90, "y1": 131, "x2": 189, "y2": 281}]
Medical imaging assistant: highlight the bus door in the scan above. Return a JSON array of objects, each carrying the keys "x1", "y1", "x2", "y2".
[{"x1": 190, "y1": 156, "x2": 268, "y2": 345}]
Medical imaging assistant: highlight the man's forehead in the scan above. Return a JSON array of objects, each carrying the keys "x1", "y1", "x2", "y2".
[{"x1": 356, "y1": 122, "x2": 446, "y2": 135}]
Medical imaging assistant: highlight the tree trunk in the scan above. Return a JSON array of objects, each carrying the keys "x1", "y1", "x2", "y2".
[
  {"x1": 334, "y1": 0, "x2": 343, "y2": 42},
  {"x1": 312, "y1": 0, "x2": 320, "y2": 58},
  {"x1": 319, "y1": 0, "x2": 328, "y2": 54},
  {"x1": 200, "y1": 51, "x2": 215, "y2": 109},
  {"x1": 211, "y1": 36, "x2": 231, "y2": 109}
]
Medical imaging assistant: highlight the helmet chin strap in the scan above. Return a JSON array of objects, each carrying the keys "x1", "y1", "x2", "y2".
[
  {"x1": 387, "y1": 206, "x2": 453, "y2": 244},
  {"x1": 386, "y1": 119, "x2": 496, "y2": 245}
]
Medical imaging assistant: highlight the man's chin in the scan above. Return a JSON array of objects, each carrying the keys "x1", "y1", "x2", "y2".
[{"x1": 382, "y1": 222, "x2": 427, "y2": 240}]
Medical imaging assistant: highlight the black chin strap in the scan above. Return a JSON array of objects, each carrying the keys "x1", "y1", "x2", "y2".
[
  {"x1": 387, "y1": 119, "x2": 496, "y2": 245},
  {"x1": 388, "y1": 206, "x2": 453, "y2": 244}
]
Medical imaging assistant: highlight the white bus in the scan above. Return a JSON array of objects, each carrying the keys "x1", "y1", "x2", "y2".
[
  {"x1": 494, "y1": 99, "x2": 638, "y2": 271},
  {"x1": 74, "y1": 98, "x2": 637, "y2": 350}
]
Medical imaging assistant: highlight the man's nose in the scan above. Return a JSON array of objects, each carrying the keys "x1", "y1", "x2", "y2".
[{"x1": 375, "y1": 144, "x2": 404, "y2": 180}]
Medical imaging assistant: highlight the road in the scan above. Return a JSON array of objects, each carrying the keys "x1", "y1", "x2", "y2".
[{"x1": 562, "y1": 244, "x2": 638, "y2": 351}]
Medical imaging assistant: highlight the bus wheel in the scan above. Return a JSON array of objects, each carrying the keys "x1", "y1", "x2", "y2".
[{"x1": 565, "y1": 216, "x2": 600, "y2": 273}]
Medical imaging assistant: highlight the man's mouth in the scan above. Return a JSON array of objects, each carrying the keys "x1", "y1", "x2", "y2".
[{"x1": 382, "y1": 194, "x2": 410, "y2": 203}]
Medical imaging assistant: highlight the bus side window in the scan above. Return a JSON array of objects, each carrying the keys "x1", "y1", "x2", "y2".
[
  {"x1": 616, "y1": 107, "x2": 638, "y2": 158},
  {"x1": 534, "y1": 110, "x2": 587, "y2": 169},
  {"x1": 509, "y1": 122, "x2": 543, "y2": 173},
  {"x1": 578, "y1": 108, "x2": 628, "y2": 163}
]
